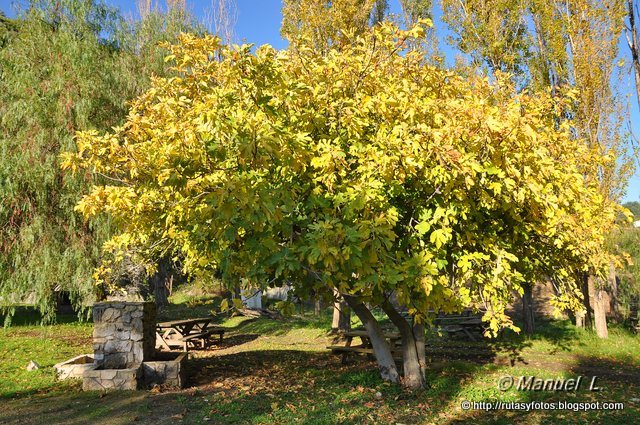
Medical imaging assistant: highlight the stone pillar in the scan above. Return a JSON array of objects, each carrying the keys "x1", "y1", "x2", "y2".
[{"x1": 92, "y1": 302, "x2": 156, "y2": 369}]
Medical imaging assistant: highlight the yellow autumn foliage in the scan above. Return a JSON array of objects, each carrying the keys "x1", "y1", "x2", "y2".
[{"x1": 61, "y1": 22, "x2": 622, "y2": 334}]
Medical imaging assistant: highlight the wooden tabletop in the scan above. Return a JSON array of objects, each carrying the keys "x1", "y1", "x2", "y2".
[
  {"x1": 342, "y1": 330, "x2": 400, "y2": 339},
  {"x1": 157, "y1": 317, "x2": 213, "y2": 327},
  {"x1": 434, "y1": 317, "x2": 483, "y2": 324}
]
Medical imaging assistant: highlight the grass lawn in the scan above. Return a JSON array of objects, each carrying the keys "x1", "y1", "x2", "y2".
[{"x1": 1, "y1": 299, "x2": 639, "y2": 424}]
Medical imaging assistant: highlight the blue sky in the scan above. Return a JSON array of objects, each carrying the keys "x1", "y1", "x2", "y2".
[{"x1": 2, "y1": 0, "x2": 639, "y2": 202}]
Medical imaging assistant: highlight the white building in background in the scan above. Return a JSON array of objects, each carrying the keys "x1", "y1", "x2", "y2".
[
  {"x1": 240, "y1": 285, "x2": 292, "y2": 310},
  {"x1": 634, "y1": 220, "x2": 640, "y2": 228},
  {"x1": 264, "y1": 285, "x2": 291, "y2": 301},
  {"x1": 241, "y1": 289, "x2": 262, "y2": 309}
]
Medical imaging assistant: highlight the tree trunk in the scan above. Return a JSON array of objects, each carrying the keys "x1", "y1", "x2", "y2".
[
  {"x1": 315, "y1": 296, "x2": 322, "y2": 315},
  {"x1": 332, "y1": 289, "x2": 351, "y2": 332},
  {"x1": 589, "y1": 275, "x2": 609, "y2": 339},
  {"x1": 576, "y1": 273, "x2": 592, "y2": 329},
  {"x1": 628, "y1": 0, "x2": 640, "y2": 110},
  {"x1": 343, "y1": 295, "x2": 400, "y2": 384},
  {"x1": 150, "y1": 258, "x2": 170, "y2": 307},
  {"x1": 381, "y1": 300, "x2": 427, "y2": 389},
  {"x1": 608, "y1": 261, "x2": 621, "y2": 321},
  {"x1": 522, "y1": 285, "x2": 535, "y2": 335}
]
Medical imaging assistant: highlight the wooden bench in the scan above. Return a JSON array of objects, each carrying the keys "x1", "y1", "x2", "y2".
[
  {"x1": 327, "y1": 345, "x2": 374, "y2": 355},
  {"x1": 157, "y1": 317, "x2": 227, "y2": 352},
  {"x1": 181, "y1": 331, "x2": 212, "y2": 349},
  {"x1": 327, "y1": 344, "x2": 403, "y2": 362},
  {"x1": 178, "y1": 328, "x2": 225, "y2": 351},
  {"x1": 327, "y1": 329, "x2": 401, "y2": 364},
  {"x1": 207, "y1": 327, "x2": 226, "y2": 341},
  {"x1": 435, "y1": 315, "x2": 484, "y2": 341}
]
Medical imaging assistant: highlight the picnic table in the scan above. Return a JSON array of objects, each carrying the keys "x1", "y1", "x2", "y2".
[
  {"x1": 326, "y1": 315, "x2": 487, "y2": 364},
  {"x1": 327, "y1": 329, "x2": 402, "y2": 363},
  {"x1": 434, "y1": 313, "x2": 484, "y2": 341},
  {"x1": 156, "y1": 317, "x2": 225, "y2": 352}
]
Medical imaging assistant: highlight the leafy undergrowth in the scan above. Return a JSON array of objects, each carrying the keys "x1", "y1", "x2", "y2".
[{"x1": 0, "y1": 304, "x2": 639, "y2": 424}]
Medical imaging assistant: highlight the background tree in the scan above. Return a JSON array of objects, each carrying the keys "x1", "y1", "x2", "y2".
[
  {"x1": 0, "y1": 0, "x2": 201, "y2": 322},
  {"x1": 609, "y1": 225, "x2": 640, "y2": 321},
  {"x1": 623, "y1": 201, "x2": 640, "y2": 218},
  {"x1": 203, "y1": 0, "x2": 237, "y2": 45},
  {"x1": 536, "y1": 0, "x2": 630, "y2": 338},
  {"x1": 399, "y1": 0, "x2": 438, "y2": 60},
  {"x1": 371, "y1": 0, "x2": 389, "y2": 24},
  {"x1": 0, "y1": 11, "x2": 16, "y2": 47},
  {"x1": 627, "y1": 0, "x2": 640, "y2": 109},
  {"x1": 607, "y1": 201, "x2": 640, "y2": 323},
  {"x1": 442, "y1": 0, "x2": 632, "y2": 337},
  {"x1": 281, "y1": 0, "x2": 381, "y2": 52},
  {"x1": 441, "y1": 0, "x2": 530, "y2": 77}
]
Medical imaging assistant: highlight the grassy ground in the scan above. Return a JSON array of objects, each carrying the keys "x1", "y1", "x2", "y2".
[{"x1": 1, "y1": 300, "x2": 639, "y2": 425}]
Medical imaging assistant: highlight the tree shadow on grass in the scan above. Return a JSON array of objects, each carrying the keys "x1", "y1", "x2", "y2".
[
  {"x1": 207, "y1": 333, "x2": 260, "y2": 351},
  {"x1": 184, "y1": 348, "x2": 491, "y2": 424},
  {"x1": 422, "y1": 328, "x2": 531, "y2": 367},
  {"x1": 0, "y1": 389, "x2": 199, "y2": 425},
  {"x1": 483, "y1": 319, "x2": 582, "y2": 364},
  {"x1": 433, "y1": 326, "x2": 640, "y2": 425},
  {"x1": 521, "y1": 319, "x2": 583, "y2": 354},
  {"x1": 570, "y1": 355, "x2": 640, "y2": 386},
  {"x1": 440, "y1": 355, "x2": 640, "y2": 425},
  {"x1": 0, "y1": 306, "x2": 84, "y2": 327}
]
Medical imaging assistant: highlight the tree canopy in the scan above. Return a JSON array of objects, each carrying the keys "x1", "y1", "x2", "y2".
[
  {"x1": 442, "y1": 0, "x2": 632, "y2": 202},
  {"x1": 62, "y1": 21, "x2": 621, "y2": 335}
]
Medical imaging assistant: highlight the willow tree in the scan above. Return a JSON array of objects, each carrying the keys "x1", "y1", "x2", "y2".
[
  {"x1": 63, "y1": 18, "x2": 620, "y2": 388},
  {"x1": 0, "y1": 0, "x2": 201, "y2": 323}
]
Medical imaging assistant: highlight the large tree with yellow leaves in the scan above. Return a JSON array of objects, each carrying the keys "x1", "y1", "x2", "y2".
[{"x1": 62, "y1": 22, "x2": 620, "y2": 388}]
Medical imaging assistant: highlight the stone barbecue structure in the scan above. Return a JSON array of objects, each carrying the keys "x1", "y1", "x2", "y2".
[
  {"x1": 53, "y1": 301, "x2": 187, "y2": 391},
  {"x1": 54, "y1": 354, "x2": 97, "y2": 380},
  {"x1": 141, "y1": 352, "x2": 188, "y2": 388},
  {"x1": 92, "y1": 301, "x2": 156, "y2": 369},
  {"x1": 83, "y1": 366, "x2": 140, "y2": 391}
]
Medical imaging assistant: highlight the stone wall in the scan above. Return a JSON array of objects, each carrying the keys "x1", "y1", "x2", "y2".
[
  {"x1": 83, "y1": 367, "x2": 139, "y2": 391},
  {"x1": 92, "y1": 301, "x2": 156, "y2": 369},
  {"x1": 508, "y1": 280, "x2": 563, "y2": 321},
  {"x1": 508, "y1": 278, "x2": 615, "y2": 323},
  {"x1": 54, "y1": 354, "x2": 97, "y2": 380},
  {"x1": 141, "y1": 352, "x2": 187, "y2": 388}
]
